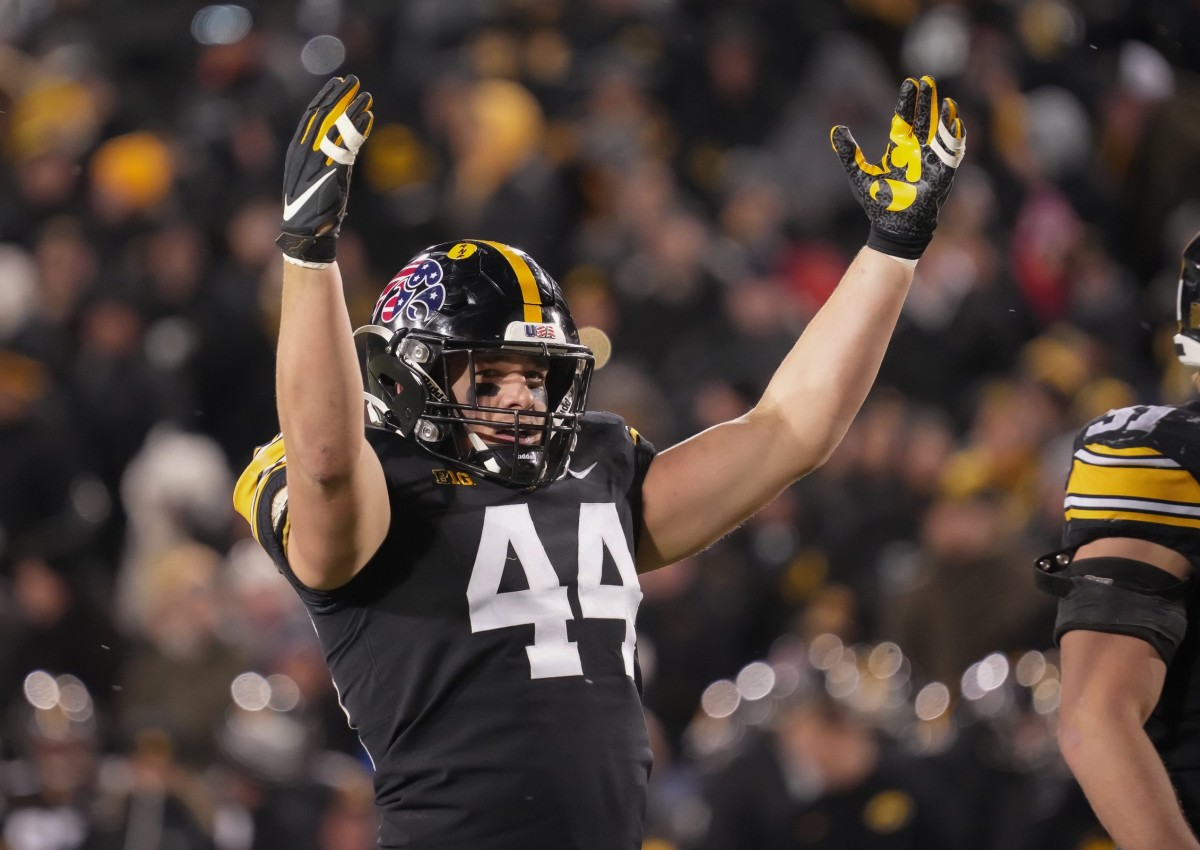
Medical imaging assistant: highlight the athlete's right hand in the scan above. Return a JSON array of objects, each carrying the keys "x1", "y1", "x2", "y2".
[{"x1": 276, "y1": 75, "x2": 374, "y2": 269}]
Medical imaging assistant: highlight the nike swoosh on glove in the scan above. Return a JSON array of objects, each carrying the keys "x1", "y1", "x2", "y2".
[
  {"x1": 277, "y1": 75, "x2": 374, "y2": 268},
  {"x1": 830, "y1": 75, "x2": 965, "y2": 261}
]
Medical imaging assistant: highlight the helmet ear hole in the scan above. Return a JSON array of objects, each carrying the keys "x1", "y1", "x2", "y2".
[{"x1": 367, "y1": 352, "x2": 429, "y2": 437}]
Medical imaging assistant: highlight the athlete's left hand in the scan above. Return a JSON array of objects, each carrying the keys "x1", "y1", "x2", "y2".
[{"x1": 831, "y1": 75, "x2": 965, "y2": 261}]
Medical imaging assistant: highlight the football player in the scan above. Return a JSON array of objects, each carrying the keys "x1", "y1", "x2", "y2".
[
  {"x1": 1038, "y1": 232, "x2": 1200, "y2": 850},
  {"x1": 234, "y1": 74, "x2": 964, "y2": 849}
]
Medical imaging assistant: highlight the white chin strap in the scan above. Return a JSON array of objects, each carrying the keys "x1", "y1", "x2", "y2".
[
  {"x1": 467, "y1": 432, "x2": 503, "y2": 473},
  {"x1": 1175, "y1": 333, "x2": 1200, "y2": 368}
]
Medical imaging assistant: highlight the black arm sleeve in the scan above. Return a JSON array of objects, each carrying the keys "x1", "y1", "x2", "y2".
[{"x1": 1035, "y1": 553, "x2": 1190, "y2": 663}]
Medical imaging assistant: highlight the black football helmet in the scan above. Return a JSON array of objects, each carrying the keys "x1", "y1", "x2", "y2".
[
  {"x1": 356, "y1": 239, "x2": 594, "y2": 487},
  {"x1": 1176, "y1": 230, "x2": 1200, "y2": 367}
]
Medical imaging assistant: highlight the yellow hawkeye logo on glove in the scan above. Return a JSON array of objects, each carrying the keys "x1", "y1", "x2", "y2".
[
  {"x1": 870, "y1": 178, "x2": 917, "y2": 212},
  {"x1": 850, "y1": 103, "x2": 926, "y2": 211},
  {"x1": 830, "y1": 74, "x2": 965, "y2": 260}
]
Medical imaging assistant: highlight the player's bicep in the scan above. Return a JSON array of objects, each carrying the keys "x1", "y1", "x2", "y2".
[
  {"x1": 637, "y1": 415, "x2": 797, "y2": 571},
  {"x1": 1059, "y1": 628, "x2": 1168, "y2": 727},
  {"x1": 283, "y1": 435, "x2": 390, "y2": 590}
]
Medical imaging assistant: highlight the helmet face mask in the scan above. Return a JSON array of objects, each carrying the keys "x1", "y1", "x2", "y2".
[
  {"x1": 357, "y1": 241, "x2": 594, "y2": 487},
  {"x1": 1175, "y1": 231, "x2": 1200, "y2": 368}
]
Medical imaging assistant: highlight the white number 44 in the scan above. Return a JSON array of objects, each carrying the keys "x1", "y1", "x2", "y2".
[{"x1": 466, "y1": 503, "x2": 642, "y2": 679}]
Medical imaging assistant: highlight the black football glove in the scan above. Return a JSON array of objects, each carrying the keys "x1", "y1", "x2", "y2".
[
  {"x1": 277, "y1": 75, "x2": 374, "y2": 268},
  {"x1": 831, "y1": 75, "x2": 965, "y2": 261}
]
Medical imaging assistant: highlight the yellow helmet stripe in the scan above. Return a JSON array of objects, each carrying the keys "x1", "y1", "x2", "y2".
[{"x1": 480, "y1": 240, "x2": 543, "y2": 323}]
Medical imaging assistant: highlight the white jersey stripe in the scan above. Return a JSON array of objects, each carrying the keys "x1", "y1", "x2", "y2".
[
  {"x1": 1065, "y1": 494, "x2": 1200, "y2": 517},
  {"x1": 1073, "y1": 448, "x2": 1180, "y2": 468}
]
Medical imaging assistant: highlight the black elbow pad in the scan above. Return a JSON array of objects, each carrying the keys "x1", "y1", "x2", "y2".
[{"x1": 1035, "y1": 552, "x2": 1191, "y2": 664}]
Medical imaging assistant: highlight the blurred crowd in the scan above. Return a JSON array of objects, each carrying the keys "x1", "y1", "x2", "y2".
[{"x1": 2, "y1": 0, "x2": 1199, "y2": 848}]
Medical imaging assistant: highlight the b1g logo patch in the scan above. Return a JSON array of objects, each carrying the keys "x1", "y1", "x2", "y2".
[
  {"x1": 375, "y1": 257, "x2": 446, "y2": 322},
  {"x1": 432, "y1": 469, "x2": 475, "y2": 486}
]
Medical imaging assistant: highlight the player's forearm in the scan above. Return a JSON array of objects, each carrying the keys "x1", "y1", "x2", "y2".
[
  {"x1": 640, "y1": 75, "x2": 962, "y2": 570},
  {"x1": 638, "y1": 249, "x2": 913, "y2": 570},
  {"x1": 757, "y1": 71, "x2": 961, "y2": 471},
  {"x1": 272, "y1": 75, "x2": 374, "y2": 489},
  {"x1": 751, "y1": 248, "x2": 913, "y2": 472},
  {"x1": 1060, "y1": 712, "x2": 1200, "y2": 850},
  {"x1": 276, "y1": 260, "x2": 366, "y2": 485}
]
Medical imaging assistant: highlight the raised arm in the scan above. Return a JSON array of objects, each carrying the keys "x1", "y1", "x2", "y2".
[
  {"x1": 638, "y1": 76, "x2": 965, "y2": 571},
  {"x1": 274, "y1": 76, "x2": 389, "y2": 590},
  {"x1": 1056, "y1": 537, "x2": 1199, "y2": 850}
]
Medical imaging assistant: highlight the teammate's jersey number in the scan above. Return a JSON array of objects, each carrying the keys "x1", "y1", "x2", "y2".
[
  {"x1": 466, "y1": 503, "x2": 641, "y2": 679},
  {"x1": 1085, "y1": 404, "x2": 1173, "y2": 439}
]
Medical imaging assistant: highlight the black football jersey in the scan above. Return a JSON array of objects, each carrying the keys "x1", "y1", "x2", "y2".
[
  {"x1": 234, "y1": 412, "x2": 657, "y2": 849},
  {"x1": 1061, "y1": 401, "x2": 1200, "y2": 819}
]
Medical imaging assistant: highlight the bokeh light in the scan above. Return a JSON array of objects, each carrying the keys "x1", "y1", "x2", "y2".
[
  {"x1": 301, "y1": 35, "x2": 346, "y2": 75},
  {"x1": 868, "y1": 642, "x2": 905, "y2": 679},
  {"x1": 700, "y1": 680, "x2": 740, "y2": 719},
  {"x1": 191, "y1": 5, "x2": 253, "y2": 46},
  {"x1": 266, "y1": 674, "x2": 302, "y2": 712},
  {"x1": 1015, "y1": 650, "x2": 1047, "y2": 687},
  {"x1": 808, "y1": 633, "x2": 844, "y2": 671},
  {"x1": 23, "y1": 671, "x2": 59, "y2": 710},
  {"x1": 735, "y1": 661, "x2": 775, "y2": 701},
  {"x1": 914, "y1": 683, "x2": 951, "y2": 722},
  {"x1": 231, "y1": 672, "x2": 272, "y2": 711}
]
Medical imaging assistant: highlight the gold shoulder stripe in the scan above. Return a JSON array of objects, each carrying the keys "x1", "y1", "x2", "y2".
[
  {"x1": 233, "y1": 435, "x2": 287, "y2": 531},
  {"x1": 1082, "y1": 444, "x2": 1163, "y2": 458},
  {"x1": 481, "y1": 240, "x2": 543, "y2": 323},
  {"x1": 1068, "y1": 461, "x2": 1200, "y2": 506},
  {"x1": 1066, "y1": 507, "x2": 1200, "y2": 531},
  {"x1": 627, "y1": 426, "x2": 640, "y2": 445},
  {"x1": 279, "y1": 499, "x2": 292, "y2": 558}
]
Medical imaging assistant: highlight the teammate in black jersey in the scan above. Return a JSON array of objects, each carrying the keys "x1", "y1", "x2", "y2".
[
  {"x1": 233, "y1": 74, "x2": 965, "y2": 849},
  {"x1": 1038, "y1": 231, "x2": 1200, "y2": 850}
]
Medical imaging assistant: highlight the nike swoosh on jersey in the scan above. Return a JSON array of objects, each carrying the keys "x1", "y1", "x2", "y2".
[
  {"x1": 283, "y1": 168, "x2": 336, "y2": 222},
  {"x1": 566, "y1": 462, "x2": 597, "y2": 479}
]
